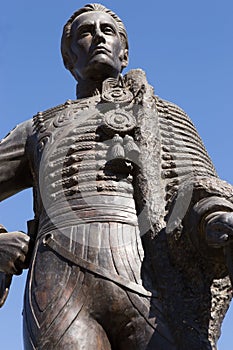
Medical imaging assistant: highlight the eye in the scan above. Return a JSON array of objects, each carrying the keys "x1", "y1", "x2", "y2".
[
  {"x1": 102, "y1": 24, "x2": 116, "y2": 35},
  {"x1": 77, "y1": 25, "x2": 93, "y2": 38}
]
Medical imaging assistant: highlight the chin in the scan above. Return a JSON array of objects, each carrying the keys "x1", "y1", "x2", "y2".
[{"x1": 84, "y1": 61, "x2": 120, "y2": 81}]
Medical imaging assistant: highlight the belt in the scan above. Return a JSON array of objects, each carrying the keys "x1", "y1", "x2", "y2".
[{"x1": 43, "y1": 233, "x2": 155, "y2": 298}]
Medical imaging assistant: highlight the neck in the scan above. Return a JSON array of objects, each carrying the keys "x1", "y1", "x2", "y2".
[
  {"x1": 76, "y1": 75, "x2": 121, "y2": 99},
  {"x1": 76, "y1": 79, "x2": 101, "y2": 99}
]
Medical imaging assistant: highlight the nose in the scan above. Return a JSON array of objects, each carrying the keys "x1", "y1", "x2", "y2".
[{"x1": 93, "y1": 28, "x2": 105, "y2": 44}]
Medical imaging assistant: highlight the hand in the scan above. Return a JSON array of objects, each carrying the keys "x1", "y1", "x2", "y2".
[
  {"x1": 0, "y1": 231, "x2": 30, "y2": 275},
  {"x1": 205, "y1": 212, "x2": 233, "y2": 248}
]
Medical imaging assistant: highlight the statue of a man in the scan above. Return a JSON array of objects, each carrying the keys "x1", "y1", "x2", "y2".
[{"x1": 0, "y1": 4, "x2": 233, "y2": 349}]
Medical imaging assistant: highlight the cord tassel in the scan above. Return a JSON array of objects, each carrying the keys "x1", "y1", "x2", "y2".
[
  {"x1": 124, "y1": 135, "x2": 140, "y2": 163},
  {"x1": 107, "y1": 134, "x2": 125, "y2": 161}
]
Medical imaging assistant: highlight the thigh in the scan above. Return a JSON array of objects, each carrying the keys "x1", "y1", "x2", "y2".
[
  {"x1": 56, "y1": 309, "x2": 111, "y2": 350},
  {"x1": 116, "y1": 293, "x2": 177, "y2": 350},
  {"x1": 24, "y1": 307, "x2": 111, "y2": 350},
  {"x1": 118, "y1": 317, "x2": 177, "y2": 350},
  {"x1": 23, "y1": 239, "x2": 87, "y2": 349},
  {"x1": 89, "y1": 278, "x2": 176, "y2": 350}
]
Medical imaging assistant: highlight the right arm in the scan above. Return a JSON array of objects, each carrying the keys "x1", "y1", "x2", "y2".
[
  {"x1": 0, "y1": 120, "x2": 33, "y2": 201},
  {"x1": 0, "y1": 120, "x2": 33, "y2": 275}
]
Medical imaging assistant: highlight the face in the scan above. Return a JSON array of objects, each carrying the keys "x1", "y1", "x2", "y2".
[{"x1": 69, "y1": 11, "x2": 128, "y2": 81}]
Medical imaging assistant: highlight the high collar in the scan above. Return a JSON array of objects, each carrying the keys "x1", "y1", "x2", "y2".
[{"x1": 76, "y1": 75, "x2": 123, "y2": 99}]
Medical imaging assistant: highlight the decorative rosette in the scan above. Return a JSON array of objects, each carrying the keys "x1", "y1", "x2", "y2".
[
  {"x1": 101, "y1": 108, "x2": 136, "y2": 136},
  {"x1": 101, "y1": 87, "x2": 133, "y2": 104}
]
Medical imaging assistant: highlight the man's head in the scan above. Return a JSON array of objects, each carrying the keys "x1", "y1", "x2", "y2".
[{"x1": 61, "y1": 3, "x2": 129, "y2": 82}]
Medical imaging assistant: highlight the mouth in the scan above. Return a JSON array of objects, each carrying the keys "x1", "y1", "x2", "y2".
[{"x1": 90, "y1": 46, "x2": 111, "y2": 58}]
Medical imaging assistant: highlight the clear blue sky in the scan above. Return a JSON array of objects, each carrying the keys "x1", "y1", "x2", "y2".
[{"x1": 0, "y1": 1, "x2": 233, "y2": 348}]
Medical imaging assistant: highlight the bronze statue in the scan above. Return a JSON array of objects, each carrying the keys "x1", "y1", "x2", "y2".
[{"x1": 0, "y1": 3, "x2": 233, "y2": 349}]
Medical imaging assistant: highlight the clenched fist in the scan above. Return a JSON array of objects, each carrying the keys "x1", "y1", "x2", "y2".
[
  {"x1": 0, "y1": 231, "x2": 30, "y2": 275},
  {"x1": 205, "y1": 211, "x2": 233, "y2": 248}
]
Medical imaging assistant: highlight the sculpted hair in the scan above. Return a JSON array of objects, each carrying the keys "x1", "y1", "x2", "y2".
[{"x1": 61, "y1": 3, "x2": 128, "y2": 72}]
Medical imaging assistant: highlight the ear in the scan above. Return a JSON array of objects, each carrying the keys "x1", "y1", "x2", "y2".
[
  {"x1": 63, "y1": 48, "x2": 79, "y2": 81},
  {"x1": 120, "y1": 49, "x2": 129, "y2": 70}
]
